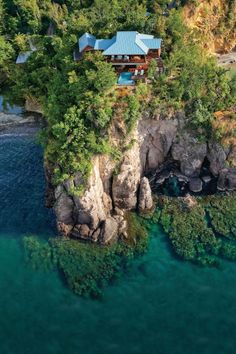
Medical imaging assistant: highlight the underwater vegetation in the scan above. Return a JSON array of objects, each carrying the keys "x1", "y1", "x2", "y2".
[
  {"x1": 158, "y1": 193, "x2": 236, "y2": 265},
  {"x1": 23, "y1": 212, "x2": 148, "y2": 298},
  {"x1": 23, "y1": 193, "x2": 236, "y2": 297}
]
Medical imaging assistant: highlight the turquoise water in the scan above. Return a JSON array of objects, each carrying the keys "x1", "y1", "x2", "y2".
[
  {"x1": 118, "y1": 72, "x2": 134, "y2": 85},
  {"x1": 1, "y1": 132, "x2": 236, "y2": 354}
]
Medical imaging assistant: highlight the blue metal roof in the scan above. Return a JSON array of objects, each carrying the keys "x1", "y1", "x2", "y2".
[
  {"x1": 94, "y1": 38, "x2": 115, "y2": 50},
  {"x1": 103, "y1": 32, "x2": 146, "y2": 55},
  {"x1": 78, "y1": 31, "x2": 162, "y2": 55},
  {"x1": 79, "y1": 33, "x2": 96, "y2": 52},
  {"x1": 103, "y1": 31, "x2": 161, "y2": 56},
  {"x1": 142, "y1": 38, "x2": 162, "y2": 49}
]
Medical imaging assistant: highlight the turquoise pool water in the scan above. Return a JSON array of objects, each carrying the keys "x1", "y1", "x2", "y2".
[
  {"x1": 1, "y1": 131, "x2": 236, "y2": 354},
  {"x1": 118, "y1": 72, "x2": 134, "y2": 85}
]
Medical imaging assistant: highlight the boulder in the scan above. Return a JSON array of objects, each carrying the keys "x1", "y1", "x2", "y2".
[
  {"x1": 189, "y1": 178, "x2": 203, "y2": 193},
  {"x1": 227, "y1": 171, "x2": 236, "y2": 190},
  {"x1": 172, "y1": 133, "x2": 207, "y2": 177},
  {"x1": 71, "y1": 224, "x2": 91, "y2": 240},
  {"x1": 174, "y1": 171, "x2": 189, "y2": 183},
  {"x1": 99, "y1": 217, "x2": 119, "y2": 244},
  {"x1": 138, "y1": 177, "x2": 153, "y2": 211},
  {"x1": 207, "y1": 142, "x2": 227, "y2": 176},
  {"x1": 217, "y1": 169, "x2": 228, "y2": 191},
  {"x1": 218, "y1": 169, "x2": 236, "y2": 191},
  {"x1": 57, "y1": 222, "x2": 73, "y2": 237}
]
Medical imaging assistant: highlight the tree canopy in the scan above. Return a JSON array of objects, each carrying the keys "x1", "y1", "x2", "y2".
[{"x1": 0, "y1": 0, "x2": 235, "y2": 184}]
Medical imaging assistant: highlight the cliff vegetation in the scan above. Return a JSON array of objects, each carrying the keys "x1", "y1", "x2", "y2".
[{"x1": 0, "y1": 0, "x2": 235, "y2": 186}]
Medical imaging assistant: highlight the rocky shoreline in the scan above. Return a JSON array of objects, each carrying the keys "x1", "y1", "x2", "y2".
[
  {"x1": 50, "y1": 111, "x2": 236, "y2": 244},
  {"x1": 0, "y1": 111, "x2": 44, "y2": 135}
]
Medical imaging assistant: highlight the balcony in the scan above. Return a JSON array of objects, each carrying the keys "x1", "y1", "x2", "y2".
[{"x1": 107, "y1": 55, "x2": 146, "y2": 65}]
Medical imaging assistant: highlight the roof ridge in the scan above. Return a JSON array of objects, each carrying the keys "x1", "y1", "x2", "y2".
[{"x1": 135, "y1": 34, "x2": 149, "y2": 54}]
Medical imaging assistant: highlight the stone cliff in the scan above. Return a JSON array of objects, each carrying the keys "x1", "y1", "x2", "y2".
[
  {"x1": 49, "y1": 111, "x2": 236, "y2": 243},
  {"x1": 183, "y1": 0, "x2": 236, "y2": 54}
]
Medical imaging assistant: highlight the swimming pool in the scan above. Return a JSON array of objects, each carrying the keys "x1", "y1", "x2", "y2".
[{"x1": 118, "y1": 72, "x2": 134, "y2": 85}]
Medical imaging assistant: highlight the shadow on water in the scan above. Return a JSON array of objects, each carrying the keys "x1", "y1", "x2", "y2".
[{"x1": 0, "y1": 134, "x2": 56, "y2": 237}]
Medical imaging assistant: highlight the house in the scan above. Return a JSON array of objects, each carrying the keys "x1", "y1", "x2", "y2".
[
  {"x1": 76, "y1": 31, "x2": 163, "y2": 84},
  {"x1": 78, "y1": 31, "x2": 162, "y2": 65}
]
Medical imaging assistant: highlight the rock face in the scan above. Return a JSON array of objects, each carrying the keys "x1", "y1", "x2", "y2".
[
  {"x1": 49, "y1": 112, "x2": 236, "y2": 243},
  {"x1": 189, "y1": 178, "x2": 203, "y2": 193},
  {"x1": 218, "y1": 169, "x2": 236, "y2": 191},
  {"x1": 139, "y1": 119, "x2": 178, "y2": 172},
  {"x1": 50, "y1": 117, "x2": 178, "y2": 242},
  {"x1": 138, "y1": 177, "x2": 153, "y2": 212},
  {"x1": 112, "y1": 140, "x2": 141, "y2": 210},
  {"x1": 207, "y1": 142, "x2": 227, "y2": 176},
  {"x1": 171, "y1": 133, "x2": 207, "y2": 177},
  {"x1": 25, "y1": 96, "x2": 43, "y2": 114},
  {"x1": 99, "y1": 218, "x2": 118, "y2": 244}
]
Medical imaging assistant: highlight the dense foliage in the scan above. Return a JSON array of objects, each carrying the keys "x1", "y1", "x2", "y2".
[{"x1": 0, "y1": 0, "x2": 235, "y2": 184}]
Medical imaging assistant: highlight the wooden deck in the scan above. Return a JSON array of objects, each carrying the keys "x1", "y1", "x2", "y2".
[
  {"x1": 108, "y1": 57, "x2": 146, "y2": 64},
  {"x1": 107, "y1": 54, "x2": 160, "y2": 65}
]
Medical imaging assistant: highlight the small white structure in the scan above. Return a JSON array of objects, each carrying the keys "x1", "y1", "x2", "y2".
[
  {"x1": 16, "y1": 51, "x2": 33, "y2": 64},
  {"x1": 16, "y1": 39, "x2": 37, "y2": 64}
]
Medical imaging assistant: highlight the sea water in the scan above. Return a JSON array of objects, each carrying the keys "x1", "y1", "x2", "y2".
[{"x1": 1, "y1": 131, "x2": 236, "y2": 354}]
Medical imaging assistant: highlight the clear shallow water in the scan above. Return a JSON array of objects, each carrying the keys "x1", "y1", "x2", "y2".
[{"x1": 1, "y1": 133, "x2": 236, "y2": 354}]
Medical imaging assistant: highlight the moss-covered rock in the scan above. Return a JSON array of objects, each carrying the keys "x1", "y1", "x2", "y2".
[
  {"x1": 159, "y1": 197, "x2": 220, "y2": 265},
  {"x1": 158, "y1": 193, "x2": 236, "y2": 265}
]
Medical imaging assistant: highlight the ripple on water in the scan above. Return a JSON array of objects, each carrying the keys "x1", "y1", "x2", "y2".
[{"x1": 0, "y1": 134, "x2": 55, "y2": 236}]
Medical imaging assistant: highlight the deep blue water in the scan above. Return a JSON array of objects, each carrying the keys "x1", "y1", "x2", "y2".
[{"x1": 1, "y1": 132, "x2": 236, "y2": 354}]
